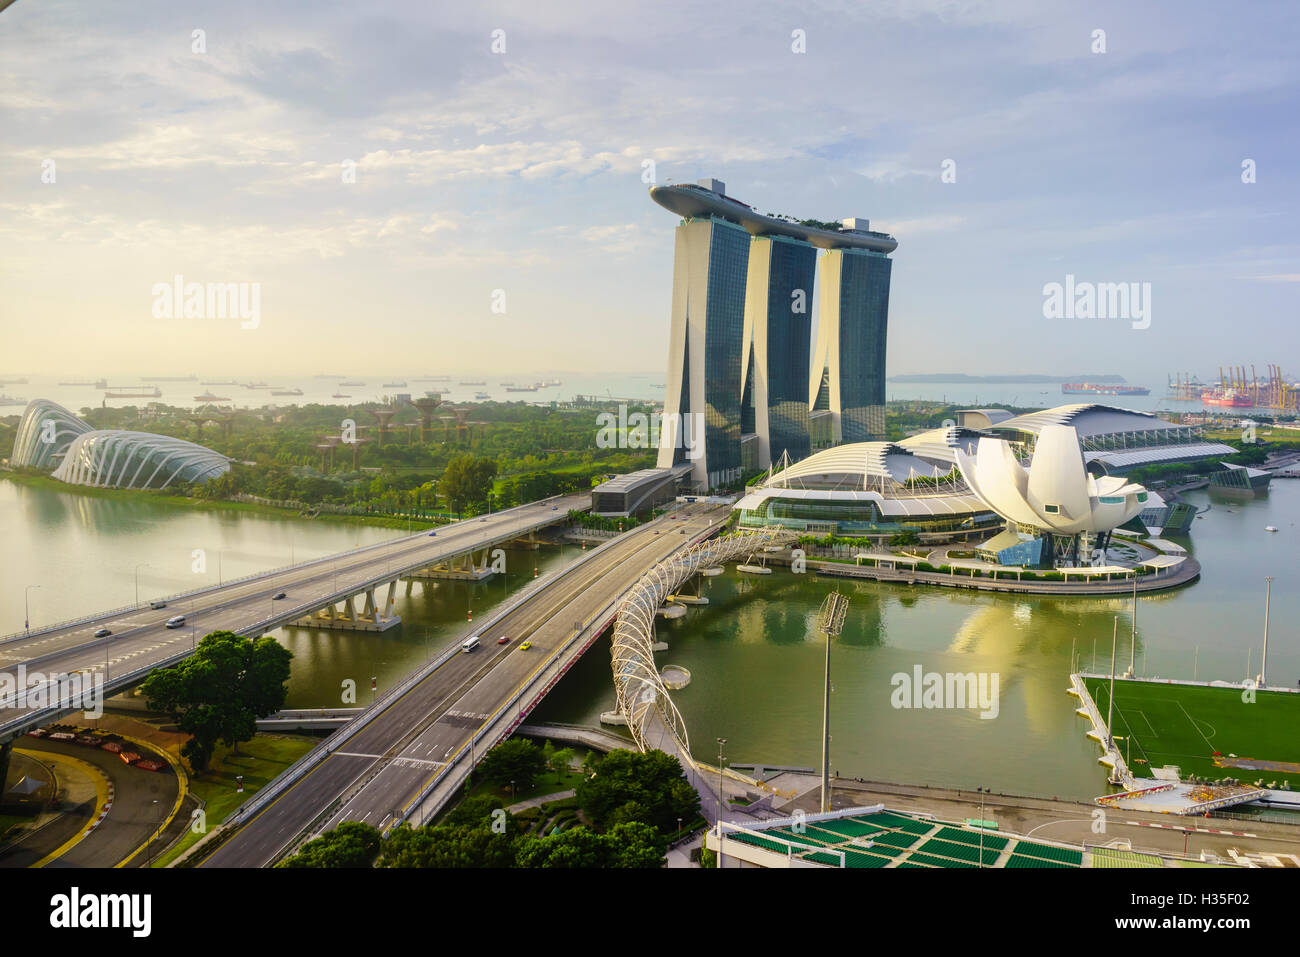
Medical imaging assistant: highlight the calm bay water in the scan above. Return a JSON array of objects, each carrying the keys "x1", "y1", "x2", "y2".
[
  {"x1": 2, "y1": 476, "x2": 1295, "y2": 800},
  {"x1": 533, "y1": 482, "x2": 1299, "y2": 800}
]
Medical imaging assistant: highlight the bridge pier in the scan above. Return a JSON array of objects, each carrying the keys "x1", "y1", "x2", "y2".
[
  {"x1": 404, "y1": 547, "x2": 496, "y2": 582},
  {"x1": 290, "y1": 581, "x2": 401, "y2": 632}
]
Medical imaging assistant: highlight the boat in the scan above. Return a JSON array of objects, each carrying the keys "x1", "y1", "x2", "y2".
[
  {"x1": 499, "y1": 381, "x2": 514, "y2": 386},
  {"x1": 382, "y1": 381, "x2": 407, "y2": 388},
  {"x1": 1061, "y1": 382, "x2": 1151, "y2": 396},
  {"x1": 331, "y1": 393, "x2": 351, "y2": 399},
  {"x1": 459, "y1": 380, "x2": 486, "y2": 386},
  {"x1": 194, "y1": 392, "x2": 231, "y2": 402},
  {"x1": 142, "y1": 375, "x2": 196, "y2": 381},
  {"x1": 105, "y1": 387, "x2": 162, "y2": 398},
  {"x1": 201, "y1": 380, "x2": 239, "y2": 386},
  {"x1": 1265, "y1": 526, "x2": 1278, "y2": 533},
  {"x1": 271, "y1": 387, "x2": 303, "y2": 396},
  {"x1": 0, "y1": 394, "x2": 25, "y2": 406},
  {"x1": 339, "y1": 381, "x2": 365, "y2": 387},
  {"x1": 59, "y1": 379, "x2": 109, "y2": 389},
  {"x1": 1201, "y1": 388, "x2": 1252, "y2": 408},
  {"x1": 506, "y1": 383, "x2": 539, "y2": 392},
  {"x1": 243, "y1": 381, "x2": 269, "y2": 389}
]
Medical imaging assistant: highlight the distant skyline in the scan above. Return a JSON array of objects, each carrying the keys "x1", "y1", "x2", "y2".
[{"x1": 2, "y1": 0, "x2": 1297, "y2": 384}]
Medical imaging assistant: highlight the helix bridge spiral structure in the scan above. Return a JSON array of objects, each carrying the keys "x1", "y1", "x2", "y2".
[{"x1": 610, "y1": 525, "x2": 798, "y2": 765}]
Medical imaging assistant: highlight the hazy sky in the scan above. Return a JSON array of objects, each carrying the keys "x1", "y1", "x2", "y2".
[{"x1": 2, "y1": 0, "x2": 1297, "y2": 384}]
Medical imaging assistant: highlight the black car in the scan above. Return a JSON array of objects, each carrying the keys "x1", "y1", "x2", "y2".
[
  {"x1": 93, "y1": 627, "x2": 112, "y2": 638},
  {"x1": 273, "y1": 592, "x2": 287, "y2": 600}
]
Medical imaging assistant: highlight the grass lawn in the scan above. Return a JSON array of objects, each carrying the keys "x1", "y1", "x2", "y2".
[
  {"x1": 462, "y1": 765, "x2": 589, "y2": 808},
  {"x1": 1084, "y1": 677, "x2": 1300, "y2": 786},
  {"x1": 152, "y1": 733, "x2": 318, "y2": 867}
]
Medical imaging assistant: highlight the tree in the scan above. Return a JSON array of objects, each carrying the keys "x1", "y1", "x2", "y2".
[
  {"x1": 380, "y1": 822, "x2": 517, "y2": 868},
  {"x1": 512, "y1": 822, "x2": 665, "y2": 868},
  {"x1": 440, "y1": 453, "x2": 497, "y2": 514},
  {"x1": 474, "y1": 738, "x2": 547, "y2": 792},
  {"x1": 575, "y1": 749, "x2": 700, "y2": 837},
  {"x1": 141, "y1": 630, "x2": 292, "y2": 771},
  {"x1": 550, "y1": 747, "x2": 575, "y2": 777},
  {"x1": 277, "y1": 822, "x2": 380, "y2": 868},
  {"x1": 443, "y1": 794, "x2": 507, "y2": 828}
]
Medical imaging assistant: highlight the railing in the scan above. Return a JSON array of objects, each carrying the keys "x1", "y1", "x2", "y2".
[
  {"x1": 2, "y1": 493, "x2": 580, "y2": 645},
  {"x1": 208, "y1": 518, "x2": 634, "y2": 861}
]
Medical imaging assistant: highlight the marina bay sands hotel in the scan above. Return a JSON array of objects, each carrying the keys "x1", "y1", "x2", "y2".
[{"x1": 651, "y1": 178, "x2": 898, "y2": 489}]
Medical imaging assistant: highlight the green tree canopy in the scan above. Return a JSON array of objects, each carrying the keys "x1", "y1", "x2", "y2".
[
  {"x1": 475, "y1": 738, "x2": 548, "y2": 791},
  {"x1": 575, "y1": 749, "x2": 700, "y2": 837},
  {"x1": 440, "y1": 453, "x2": 498, "y2": 514},
  {"x1": 379, "y1": 821, "x2": 517, "y2": 868},
  {"x1": 141, "y1": 630, "x2": 292, "y2": 770},
  {"x1": 277, "y1": 821, "x2": 380, "y2": 868}
]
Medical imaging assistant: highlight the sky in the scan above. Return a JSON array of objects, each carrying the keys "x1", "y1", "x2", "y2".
[{"x1": 1, "y1": 0, "x2": 1297, "y2": 385}]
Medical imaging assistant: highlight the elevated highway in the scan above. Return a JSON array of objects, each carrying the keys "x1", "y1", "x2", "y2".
[
  {"x1": 198, "y1": 504, "x2": 731, "y2": 868},
  {"x1": 0, "y1": 493, "x2": 591, "y2": 743}
]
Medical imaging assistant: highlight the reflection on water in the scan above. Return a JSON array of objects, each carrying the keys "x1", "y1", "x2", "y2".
[
  {"x1": 533, "y1": 482, "x2": 1299, "y2": 801},
  {"x1": 4, "y1": 477, "x2": 1296, "y2": 801}
]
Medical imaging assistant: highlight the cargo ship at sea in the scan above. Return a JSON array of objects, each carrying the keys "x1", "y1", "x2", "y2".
[
  {"x1": 1060, "y1": 382, "x2": 1150, "y2": 396},
  {"x1": 1201, "y1": 388, "x2": 1252, "y2": 408}
]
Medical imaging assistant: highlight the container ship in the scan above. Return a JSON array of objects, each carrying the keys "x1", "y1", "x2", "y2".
[
  {"x1": 1201, "y1": 388, "x2": 1252, "y2": 408},
  {"x1": 1060, "y1": 382, "x2": 1150, "y2": 396}
]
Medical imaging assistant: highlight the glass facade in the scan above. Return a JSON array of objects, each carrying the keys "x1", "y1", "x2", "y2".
[
  {"x1": 837, "y1": 249, "x2": 891, "y2": 442},
  {"x1": 702, "y1": 218, "x2": 749, "y2": 482},
  {"x1": 739, "y1": 494, "x2": 999, "y2": 536},
  {"x1": 764, "y1": 237, "x2": 815, "y2": 462}
]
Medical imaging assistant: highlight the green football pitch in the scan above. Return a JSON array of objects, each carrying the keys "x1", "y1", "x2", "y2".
[{"x1": 1083, "y1": 677, "x2": 1300, "y2": 785}]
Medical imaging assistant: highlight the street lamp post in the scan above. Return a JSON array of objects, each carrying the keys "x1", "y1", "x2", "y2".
[
  {"x1": 1259, "y1": 576, "x2": 1273, "y2": 687},
  {"x1": 816, "y1": 591, "x2": 850, "y2": 813},
  {"x1": 134, "y1": 563, "x2": 149, "y2": 607},
  {"x1": 24, "y1": 584, "x2": 40, "y2": 635},
  {"x1": 715, "y1": 736, "x2": 726, "y2": 852}
]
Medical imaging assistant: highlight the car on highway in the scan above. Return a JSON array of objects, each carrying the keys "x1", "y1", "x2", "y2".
[
  {"x1": 165, "y1": 615, "x2": 186, "y2": 628},
  {"x1": 93, "y1": 627, "x2": 112, "y2": 638},
  {"x1": 497, "y1": 636, "x2": 509, "y2": 644},
  {"x1": 520, "y1": 640, "x2": 533, "y2": 650},
  {"x1": 551, "y1": 505, "x2": 557, "y2": 510},
  {"x1": 461, "y1": 636, "x2": 481, "y2": 652},
  {"x1": 149, "y1": 600, "x2": 167, "y2": 609},
  {"x1": 273, "y1": 592, "x2": 286, "y2": 600}
]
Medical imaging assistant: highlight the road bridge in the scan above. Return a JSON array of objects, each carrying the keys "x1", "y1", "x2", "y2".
[
  {"x1": 0, "y1": 493, "x2": 591, "y2": 756},
  {"x1": 195, "y1": 505, "x2": 731, "y2": 867}
]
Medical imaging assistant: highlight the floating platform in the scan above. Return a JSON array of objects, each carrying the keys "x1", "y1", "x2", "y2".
[
  {"x1": 657, "y1": 604, "x2": 686, "y2": 619},
  {"x1": 669, "y1": 594, "x2": 709, "y2": 605},
  {"x1": 736, "y1": 564, "x2": 772, "y2": 575},
  {"x1": 660, "y1": 665, "x2": 691, "y2": 690}
]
